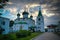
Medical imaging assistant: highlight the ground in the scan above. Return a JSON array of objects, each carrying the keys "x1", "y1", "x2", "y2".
[{"x1": 32, "y1": 32, "x2": 60, "y2": 40}]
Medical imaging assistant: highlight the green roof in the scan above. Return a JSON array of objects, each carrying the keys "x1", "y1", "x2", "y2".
[
  {"x1": 18, "y1": 22, "x2": 27, "y2": 24},
  {"x1": 15, "y1": 22, "x2": 27, "y2": 24},
  {"x1": 38, "y1": 10, "x2": 42, "y2": 16}
]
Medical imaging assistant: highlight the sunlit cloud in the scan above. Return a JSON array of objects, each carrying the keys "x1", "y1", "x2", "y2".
[
  {"x1": 29, "y1": 4, "x2": 40, "y2": 7},
  {"x1": 2, "y1": 0, "x2": 60, "y2": 28},
  {"x1": 42, "y1": 9, "x2": 55, "y2": 17},
  {"x1": 7, "y1": 8, "x2": 17, "y2": 15},
  {"x1": 46, "y1": 13, "x2": 55, "y2": 17},
  {"x1": 32, "y1": 11, "x2": 38, "y2": 17}
]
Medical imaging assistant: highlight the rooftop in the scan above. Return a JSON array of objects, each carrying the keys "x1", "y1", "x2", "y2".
[{"x1": 22, "y1": 11, "x2": 29, "y2": 15}]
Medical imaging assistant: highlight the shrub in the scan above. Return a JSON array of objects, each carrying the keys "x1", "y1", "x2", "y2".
[
  {"x1": 0, "y1": 30, "x2": 31, "y2": 40},
  {"x1": 0, "y1": 33, "x2": 17, "y2": 40},
  {"x1": 16, "y1": 30, "x2": 31, "y2": 38}
]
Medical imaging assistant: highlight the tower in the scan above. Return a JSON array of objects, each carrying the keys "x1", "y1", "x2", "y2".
[{"x1": 36, "y1": 7, "x2": 45, "y2": 32}]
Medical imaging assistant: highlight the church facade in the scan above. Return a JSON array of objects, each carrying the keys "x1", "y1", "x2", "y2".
[
  {"x1": 12, "y1": 8, "x2": 45, "y2": 32},
  {"x1": 12, "y1": 11, "x2": 35, "y2": 32},
  {"x1": 0, "y1": 5, "x2": 10, "y2": 34}
]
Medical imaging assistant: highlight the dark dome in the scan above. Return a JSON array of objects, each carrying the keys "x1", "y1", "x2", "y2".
[
  {"x1": 17, "y1": 13, "x2": 20, "y2": 16},
  {"x1": 22, "y1": 11, "x2": 29, "y2": 15},
  {"x1": 30, "y1": 15, "x2": 33, "y2": 18}
]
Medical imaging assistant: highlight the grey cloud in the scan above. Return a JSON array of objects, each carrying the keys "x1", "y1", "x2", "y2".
[
  {"x1": 9, "y1": 0, "x2": 40, "y2": 4},
  {"x1": 44, "y1": 0, "x2": 60, "y2": 14},
  {"x1": 6, "y1": 0, "x2": 60, "y2": 26}
]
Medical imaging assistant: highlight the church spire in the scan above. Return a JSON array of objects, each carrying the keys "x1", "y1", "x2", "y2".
[{"x1": 38, "y1": 7, "x2": 42, "y2": 16}]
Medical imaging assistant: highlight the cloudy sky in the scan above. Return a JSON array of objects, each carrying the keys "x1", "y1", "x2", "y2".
[{"x1": 0, "y1": 0, "x2": 60, "y2": 28}]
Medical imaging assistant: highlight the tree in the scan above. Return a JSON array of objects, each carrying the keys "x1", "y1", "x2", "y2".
[
  {"x1": 0, "y1": 0, "x2": 9, "y2": 8},
  {"x1": 0, "y1": 0, "x2": 2, "y2": 3},
  {"x1": 0, "y1": 0, "x2": 9, "y2": 3},
  {"x1": 29, "y1": 26, "x2": 36, "y2": 32}
]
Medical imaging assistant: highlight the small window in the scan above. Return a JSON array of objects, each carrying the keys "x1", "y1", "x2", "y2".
[
  {"x1": 2, "y1": 21, "x2": 5, "y2": 25},
  {"x1": 38, "y1": 27, "x2": 40, "y2": 29},
  {"x1": 38, "y1": 23, "x2": 40, "y2": 25},
  {"x1": 38, "y1": 18, "x2": 40, "y2": 21}
]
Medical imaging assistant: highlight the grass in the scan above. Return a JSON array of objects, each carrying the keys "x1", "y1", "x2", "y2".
[
  {"x1": 0, "y1": 31, "x2": 43, "y2": 40},
  {"x1": 17, "y1": 32, "x2": 43, "y2": 40}
]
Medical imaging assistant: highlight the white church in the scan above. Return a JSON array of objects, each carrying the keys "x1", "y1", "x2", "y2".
[
  {"x1": 0, "y1": 5, "x2": 45, "y2": 34},
  {"x1": 12, "y1": 11, "x2": 35, "y2": 32},
  {"x1": 12, "y1": 7, "x2": 45, "y2": 32}
]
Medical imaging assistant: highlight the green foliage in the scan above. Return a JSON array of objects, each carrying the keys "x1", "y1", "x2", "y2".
[
  {"x1": 29, "y1": 26, "x2": 36, "y2": 32},
  {"x1": 16, "y1": 30, "x2": 31, "y2": 38},
  {"x1": 0, "y1": 0, "x2": 9, "y2": 8},
  {"x1": 0, "y1": 30, "x2": 42, "y2": 40},
  {"x1": 0, "y1": 33, "x2": 17, "y2": 40},
  {"x1": 0, "y1": 30, "x2": 31, "y2": 40},
  {"x1": 19, "y1": 32, "x2": 43, "y2": 40},
  {"x1": 0, "y1": 0, "x2": 2, "y2": 3},
  {"x1": 0, "y1": 0, "x2": 9, "y2": 3}
]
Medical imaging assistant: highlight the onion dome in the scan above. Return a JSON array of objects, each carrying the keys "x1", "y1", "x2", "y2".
[
  {"x1": 30, "y1": 15, "x2": 33, "y2": 18},
  {"x1": 17, "y1": 13, "x2": 20, "y2": 16},
  {"x1": 22, "y1": 11, "x2": 29, "y2": 15}
]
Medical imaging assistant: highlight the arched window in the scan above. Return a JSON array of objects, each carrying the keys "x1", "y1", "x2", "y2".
[
  {"x1": 38, "y1": 18, "x2": 40, "y2": 21},
  {"x1": 0, "y1": 26, "x2": 5, "y2": 34},
  {"x1": 2, "y1": 21, "x2": 5, "y2": 25}
]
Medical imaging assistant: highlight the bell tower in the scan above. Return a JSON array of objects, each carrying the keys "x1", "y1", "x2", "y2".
[{"x1": 36, "y1": 6, "x2": 45, "y2": 32}]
